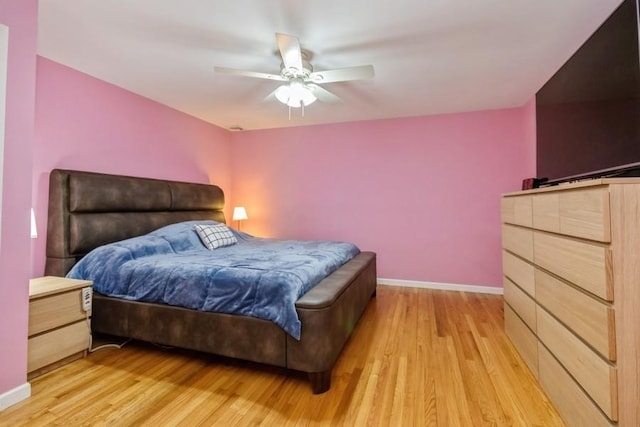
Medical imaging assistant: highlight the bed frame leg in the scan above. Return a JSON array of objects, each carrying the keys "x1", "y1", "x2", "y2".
[{"x1": 308, "y1": 370, "x2": 332, "y2": 394}]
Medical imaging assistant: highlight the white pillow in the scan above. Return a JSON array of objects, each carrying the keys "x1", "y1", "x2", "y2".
[{"x1": 194, "y1": 224, "x2": 237, "y2": 250}]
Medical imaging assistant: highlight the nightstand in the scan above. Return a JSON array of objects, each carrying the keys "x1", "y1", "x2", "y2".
[{"x1": 28, "y1": 276, "x2": 92, "y2": 379}]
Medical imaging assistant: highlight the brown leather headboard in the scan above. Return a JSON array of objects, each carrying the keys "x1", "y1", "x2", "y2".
[{"x1": 45, "y1": 169, "x2": 226, "y2": 276}]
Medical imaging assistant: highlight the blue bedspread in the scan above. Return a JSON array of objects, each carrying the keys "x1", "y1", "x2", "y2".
[{"x1": 67, "y1": 221, "x2": 360, "y2": 339}]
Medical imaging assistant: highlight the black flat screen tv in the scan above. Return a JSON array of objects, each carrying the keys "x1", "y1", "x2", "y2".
[{"x1": 536, "y1": 0, "x2": 640, "y2": 185}]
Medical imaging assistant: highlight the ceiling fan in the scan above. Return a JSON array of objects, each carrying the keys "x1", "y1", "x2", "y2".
[{"x1": 215, "y1": 33, "x2": 375, "y2": 112}]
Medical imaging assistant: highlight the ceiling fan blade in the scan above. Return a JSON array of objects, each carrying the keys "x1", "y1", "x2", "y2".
[
  {"x1": 263, "y1": 87, "x2": 279, "y2": 103},
  {"x1": 276, "y1": 33, "x2": 303, "y2": 71},
  {"x1": 310, "y1": 65, "x2": 375, "y2": 83},
  {"x1": 214, "y1": 66, "x2": 286, "y2": 81},
  {"x1": 308, "y1": 84, "x2": 342, "y2": 104}
]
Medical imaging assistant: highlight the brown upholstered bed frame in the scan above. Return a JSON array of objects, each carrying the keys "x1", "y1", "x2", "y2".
[{"x1": 44, "y1": 169, "x2": 376, "y2": 393}]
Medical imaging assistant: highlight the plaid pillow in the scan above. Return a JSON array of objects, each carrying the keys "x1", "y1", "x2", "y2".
[{"x1": 194, "y1": 224, "x2": 237, "y2": 250}]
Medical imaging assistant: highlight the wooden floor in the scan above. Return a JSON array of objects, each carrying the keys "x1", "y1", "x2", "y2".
[{"x1": 1, "y1": 286, "x2": 564, "y2": 426}]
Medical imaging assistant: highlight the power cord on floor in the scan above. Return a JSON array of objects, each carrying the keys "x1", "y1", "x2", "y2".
[
  {"x1": 89, "y1": 336, "x2": 132, "y2": 353},
  {"x1": 85, "y1": 310, "x2": 131, "y2": 353}
]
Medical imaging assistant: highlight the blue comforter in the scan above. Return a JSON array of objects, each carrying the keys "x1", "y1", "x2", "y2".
[{"x1": 67, "y1": 221, "x2": 360, "y2": 339}]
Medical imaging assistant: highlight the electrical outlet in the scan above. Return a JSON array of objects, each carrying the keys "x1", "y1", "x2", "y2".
[{"x1": 81, "y1": 287, "x2": 92, "y2": 312}]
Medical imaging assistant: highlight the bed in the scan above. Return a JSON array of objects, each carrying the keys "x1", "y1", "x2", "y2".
[{"x1": 44, "y1": 169, "x2": 377, "y2": 393}]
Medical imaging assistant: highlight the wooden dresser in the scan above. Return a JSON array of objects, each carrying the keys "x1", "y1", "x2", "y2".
[{"x1": 501, "y1": 178, "x2": 640, "y2": 426}]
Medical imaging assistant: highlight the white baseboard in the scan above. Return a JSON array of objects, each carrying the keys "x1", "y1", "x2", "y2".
[
  {"x1": 0, "y1": 382, "x2": 30, "y2": 412},
  {"x1": 377, "y1": 278, "x2": 503, "y2": 295}
]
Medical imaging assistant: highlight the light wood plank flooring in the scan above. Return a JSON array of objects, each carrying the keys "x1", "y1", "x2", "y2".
[{"x1": 1, "y1": 286, "x2": 564, "y2": 426}]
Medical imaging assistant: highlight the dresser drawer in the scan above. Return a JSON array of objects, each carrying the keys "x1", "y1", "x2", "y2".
[
  {"x1": 532, "y1": 193, "x2": 560, "y2": 233},
  {"x1": 503, "y1": 277, "x2": 536, "y2": 331},
  {"x1": 538, "y1": 345, "x2": 615, "y2": 427},
  {"x1": 532, "y1": 188, "x2": 611, "y2": 242},
  {"x1": 29, "y1": 289, "x2": 86, "y2": 336},
  {"x1": 533, "y1": 232, "x2": 613, "y2": 301},
  {"x1": 559, "y1": 187, "x2": 611, "y2": 242},
  {"x1": 505, "y1": 304, "x2": 538, "y2": 378},
  {"x1": 536, "y1": 268, "x2": 615, "y2": 361},
  {"x1": 536, "y1": 308, "x2": 617, "y2": 420},
  {"x1": 27, "y1": 321, "x2": 90, "y2": 373},
  {"x1": 502, "y1": 224, "x2": 534, "y2": 262},
  {"x1": 502, "y1": 251, "x2": 535, "y2": 297},
  {"x1": 501, "y1": 195, "x2": 533, "y2": 227}
]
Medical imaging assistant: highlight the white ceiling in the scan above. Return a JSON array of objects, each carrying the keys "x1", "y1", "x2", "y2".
[{"x1": 38, "y1": 0, "x2": 624, "y2": 131}]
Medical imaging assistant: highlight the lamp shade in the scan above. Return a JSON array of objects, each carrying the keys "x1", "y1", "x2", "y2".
[
  {"x1": 275, "y1": 80, "x2": 317, "y2": 108},
  {"x1": 232, "y1": 206, "x2": 248, "y2": 221}
]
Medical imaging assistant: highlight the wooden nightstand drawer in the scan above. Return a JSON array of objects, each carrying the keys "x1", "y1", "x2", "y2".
[
  {"x1": 27, "y1": 320, "x2": 90, "y2": 373},
  {"x1": 28, "y1": 276, "x2": 92, "y2": 378},
  {"x1": 29, "y1": 289, "x2": 86, "y2": 336},
  {"x1": 533, "y1": 231, "x2": 612, "y2": 301}
]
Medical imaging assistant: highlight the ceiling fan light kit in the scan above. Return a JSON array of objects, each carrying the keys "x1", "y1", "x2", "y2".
[
  {"x1": 275, "y1": 79, "x2": 317, "y2": 108},
  {"x1": 214, "y1": 33, "x2": 374, "y2": 118}
]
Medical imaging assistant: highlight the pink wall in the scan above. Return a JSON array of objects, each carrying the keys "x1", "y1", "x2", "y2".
[
  {"x1": 230, "y1": 104, "x2": 536, "y2": 288},
  {"x1": 0, "y1": 0, "x2": 38, "y2": 396},
  {"x1": 32, "y1": 57, "x2": 233, "y2": 276}
]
